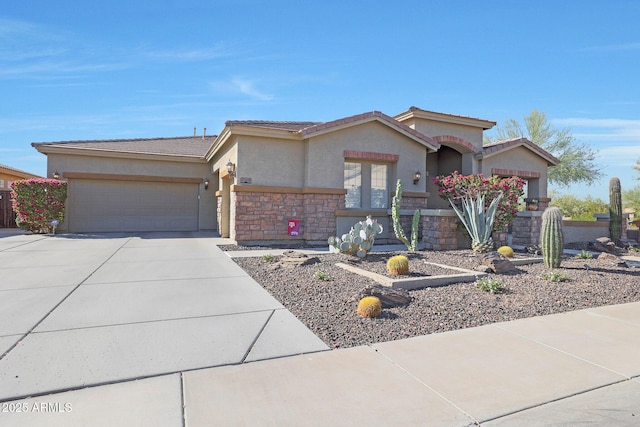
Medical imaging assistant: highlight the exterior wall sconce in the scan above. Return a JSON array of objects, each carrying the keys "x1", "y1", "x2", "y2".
[
  {"x1": 226, "y1": 160, "x2": 236, "y2": 178},
  {"x1": 53, "y1": 171, "x2": 60, "y2": 179},
  {"x1": 204, "y1": 178, "x2": 210, "y2": 190},
  {"x1": 413, "y1": 170, "x2": 422, "y2": 185}
]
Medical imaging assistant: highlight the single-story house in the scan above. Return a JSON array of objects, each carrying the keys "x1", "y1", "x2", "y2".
[{"x1": 33, "y1": 106, "x2": 559, "y2": 246}]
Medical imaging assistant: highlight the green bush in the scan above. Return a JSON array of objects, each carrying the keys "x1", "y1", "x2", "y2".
[
  {"x1": 575, "y1": 250, "x2": 593, "y2": 259},
  {"x1": 475, "y1": 277, "x2": 503, "y2": 294},
  {"x1": 542, "y1": 270, "x2": 569, "y2": 282},
  {"x1": 10, "y1": 178, "x2": 67, "y2": 233}
]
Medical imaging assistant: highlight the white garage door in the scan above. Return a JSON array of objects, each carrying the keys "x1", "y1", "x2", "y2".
[{"x1": 68, "y1": 179, "x2": 199, "y2": 232}]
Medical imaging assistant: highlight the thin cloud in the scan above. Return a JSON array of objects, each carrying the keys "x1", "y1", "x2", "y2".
[
  {"x1": 145, "y1": 45, "x2": 235, "y2": 62},
  {"x1": 553, "y1": 117, "x2": 640, "y2": 141},
  {"x1": 581, "y1": 42, "x2": 640, "y2": 52},
  {"x1": 210, "y1": 77, "x2": 274, "y2": 101}
]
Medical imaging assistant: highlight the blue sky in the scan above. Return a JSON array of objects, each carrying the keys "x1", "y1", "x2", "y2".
[{"x1": 1, "y1": 0, "x2": 639, "y2": 200}]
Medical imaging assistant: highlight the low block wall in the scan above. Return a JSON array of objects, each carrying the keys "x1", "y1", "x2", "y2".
[{"x1": 563, "y1": 220, "x2": 609, "y2": 243}]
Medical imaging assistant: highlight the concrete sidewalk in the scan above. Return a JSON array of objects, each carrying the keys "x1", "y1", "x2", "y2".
[{"x1": 1, "y1": 233, "x2": 639, "y2": 426}]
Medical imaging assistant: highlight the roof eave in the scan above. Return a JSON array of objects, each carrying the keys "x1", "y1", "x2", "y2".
[
  {"x1": 394, "y1": 108, "x2": 496, "y2": 130},
  {"x1": 33, "y1": 145, "x2": 207, "y2": 163}
]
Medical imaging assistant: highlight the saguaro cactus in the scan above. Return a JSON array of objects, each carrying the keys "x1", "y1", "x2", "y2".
[
  {"x1": 540, "y1": 207, "x2": 564, "y2": 269},
  {"x1": 609, "y1": 177, "x2": 622, "y2": 243}
]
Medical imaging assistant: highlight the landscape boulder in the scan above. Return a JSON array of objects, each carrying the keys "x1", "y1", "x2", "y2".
[
  {"x1": 597, "y1": 252, "x2": 625, "y2": 266},
  {"x1": 355, "y1": 285, "x2": 411, "y2": 308},
  {"x1": 478, "y1": 252, "x2": 516, "y2": 274},
  {"x1": 269, "y1": 251, "x2": 319, "y2": 270}
]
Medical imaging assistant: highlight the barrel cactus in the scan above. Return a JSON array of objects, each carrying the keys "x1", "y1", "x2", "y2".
[
  {"x1": 609, "y1": 177, "x2": 622, "y2": 243},
  {"x1": 387, "y1": 255, "x2": 410, "y2": 275},
  {"x1": 497, "y1": 245, "x2": 514, "y2": 258},
  {"x1": 540, "y1": 207, "x2": 564, "y2": 269},
  {"x1": 357, "y1": 296, "x2": 382, "y2": 318}
]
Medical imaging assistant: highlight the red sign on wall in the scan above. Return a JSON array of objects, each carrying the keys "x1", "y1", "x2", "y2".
[{"x1": 287, "y1": 219, "x2": 300, "y2": 236}]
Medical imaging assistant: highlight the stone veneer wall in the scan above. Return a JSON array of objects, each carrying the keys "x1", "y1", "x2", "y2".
[
  {"x1": 512, "y1": 212, "x2": 543, "y2": 246},
  {"x1": 422, "y1": 211, "x2": 459, "y2": 250},
  {"x1": 231, "y1": 190, "x2": 343, "y2": 243},
  {"x1": 391, "y1": 196, "x2": 428, "y2": 244}
]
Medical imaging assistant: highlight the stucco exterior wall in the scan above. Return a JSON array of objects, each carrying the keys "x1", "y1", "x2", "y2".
[
  {"x1": 480, "y1": 147, "x2": 549, "y2": 197},
  {"x1": 236, "y1": 135, "x2": 305, "y2": 187},
  {"x1": 305, "y1": 121, "x2": 428, "y2": 192},
  {"x1": 407, "y1": 119, "x2": 484, "y2": 150}
]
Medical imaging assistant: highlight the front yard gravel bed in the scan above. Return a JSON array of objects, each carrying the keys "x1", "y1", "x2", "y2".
[{"x1": 233, "y1": 250, "x2": 640, "y2": 349}]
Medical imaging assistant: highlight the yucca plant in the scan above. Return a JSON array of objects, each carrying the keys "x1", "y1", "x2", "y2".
[{"x1": 449, "y1": 193, "x2": 503, "y2": 253}]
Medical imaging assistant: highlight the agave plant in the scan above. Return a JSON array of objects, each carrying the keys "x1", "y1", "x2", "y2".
[{"x1": 449, "y1": 193, "x2": 503, "y2": 253}]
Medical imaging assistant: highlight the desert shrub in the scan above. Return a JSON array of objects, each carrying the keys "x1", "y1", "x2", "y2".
[
  {"x1": 575, "y1": 250, "x2": 593, "y2": 259},
  {"x1": 315, "y1": 268, "x2": 332, "y2": 281},
  {"x1": 475, "y1": 277, "x2": 503, "y2": 294},
  {"x1": 542, "y1": 270, "x2": 568, "y2": 282},
  {"x1": 10, "y1": 178, "x2": 67, "y2": 233}
]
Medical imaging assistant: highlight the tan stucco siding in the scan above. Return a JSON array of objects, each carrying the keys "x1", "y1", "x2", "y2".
[
  {"x1": 48, "y1": 153, "x2": 209, "y2": 178},
  {"x1": 409, "y1": 120, "x2": 484, "y2": 150},
  {"x1": 236, "y1": 136, "x2": 305, "y2": 187},
  {"x1": 305, "y1": 121, "x2": 427, "y2": 191},
  {"x1": 481, "y1": 146, "x2": 549, "y2": 196}
]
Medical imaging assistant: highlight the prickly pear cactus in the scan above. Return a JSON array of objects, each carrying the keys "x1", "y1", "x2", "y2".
[
  {"x1": 540, "y1": 207, "x2": 564, "y2": 269},
  {"x1": 327, "y1": 216, "x2": 383, "y2": 258}
]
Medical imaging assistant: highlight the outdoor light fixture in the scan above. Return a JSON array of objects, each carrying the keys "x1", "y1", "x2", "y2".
[
  {"x1": 413, "y1": 170, "x2": 422, "y2": 185},
  {"x1": 226, "y1": 160, "x2": 236, "y2": 178},
  {"x1": 53, "y1": 171, "x2": 60, "y2": 179},
  {"x1": 204, "y1": 178, "x2": 210, "y2": 190}
]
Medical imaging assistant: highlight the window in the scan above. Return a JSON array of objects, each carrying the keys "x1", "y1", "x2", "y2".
[
  {"x1": 344, "y1": 162, "x2": 389, "y2": 209},
  {"x1": 0, "y1": 180, "x2": 4, "y2": 189}
]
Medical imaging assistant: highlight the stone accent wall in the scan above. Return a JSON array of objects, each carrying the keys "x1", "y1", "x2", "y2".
[
  {"x1": 422, "y1": 212, "x2": 459, "y2": 250},
  {"x1": 303, "y1": 193, "x2": 343, "y2": 242},
  {"x1": 231, "y1": 190, "x2": 343, "y2": 243},
  {"x1": 216, "y1": 196, "x2": 222, "y2": 232},
  {"x1": 492, "y1": 227, "x2": 509, "y2": 248},
  {"x1": 512, "y1": 212, "x2": 543, "y2": 246}
]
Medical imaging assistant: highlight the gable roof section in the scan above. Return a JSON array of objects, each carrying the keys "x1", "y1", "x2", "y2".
[
  {"x1": 394, "y1": 106, "x2": 496, "y2": 130},
  {"x1": 224, "y1": 120, "x2": 320, "y2": 132},
  {"x1": 299, "y1": 111, "x2": 440, "y2": 151},
  {"x1": 0, "y1": 163, "x2": 40, "y2": 179},
  {"x1": 476, "y1": 137, "x2": 560, "y2": 166},
  {"x1": 32, "y1": 136, "x2": 213, "y2": 160}
]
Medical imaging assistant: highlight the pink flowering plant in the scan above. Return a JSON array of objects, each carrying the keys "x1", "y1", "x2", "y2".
[
  {"x1": 10, "y1": 178, "x2": 67, "y2": 233},
  {"x1": 433, "y1": 171, "x2": 525, "y2": 232}
]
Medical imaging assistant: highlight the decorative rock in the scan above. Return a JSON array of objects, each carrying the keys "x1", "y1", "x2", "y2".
[
  {"x1": 591, "y1": 239, "x2": 617, "y2": 254},
  {"x1": 597, "y1": 252, "x2": 625, "y2": 266},
  {"x1": 269, "y1": 251, "x2": 319, "y2": 270},
  {"x1": 356, "y1": 285, "x2": 411, "y2": 308},
  {"x1": 475, "y1": 265, "x2": 493, "y2": 273},
  {"x1": 480, "y1": 252, "x2": 516, "y2": 274}
]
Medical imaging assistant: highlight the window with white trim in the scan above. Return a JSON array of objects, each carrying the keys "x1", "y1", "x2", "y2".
[{"x1": 344, "y1": 162, "x2": 389, "y2": 209}]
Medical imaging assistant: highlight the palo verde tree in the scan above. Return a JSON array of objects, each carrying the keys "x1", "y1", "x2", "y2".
[{"x1": 484, "y1": 109, "x2": 602, "y2": 187}]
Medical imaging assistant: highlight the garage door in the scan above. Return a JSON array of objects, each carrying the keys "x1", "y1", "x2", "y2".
[{"x1": 68, "y1": 179, "x2": 199, "y2": 232}]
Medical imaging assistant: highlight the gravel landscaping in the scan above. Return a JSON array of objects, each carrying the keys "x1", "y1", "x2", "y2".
[{"x1": 231, "y1": 249, "x2": 640, "y2": 349}]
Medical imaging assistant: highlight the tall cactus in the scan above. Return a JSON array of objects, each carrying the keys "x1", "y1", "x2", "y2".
[
  {"x1": 540, "y1": 207, "x2": 564, "y2": 268},
  {"x1": 392, "y1": 179, "x2": 420, "y2": 252},
  {"x1": 609, "y1": 177, "x2": 622, "y2": 243}
]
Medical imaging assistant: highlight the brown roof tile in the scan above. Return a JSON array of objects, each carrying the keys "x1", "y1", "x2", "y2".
[
  {"x1": 32, "y1": 136, "x2": 214, "y2": 157},
  {"x1": 225, "y1": 120, "x2": 320, "y2": 132},
  {"x1": 477, "y1": 137, "x2": 560, "y2": 165},
  {"x1": 0, "y1": 163, "x2": 40, "y2": 178}
]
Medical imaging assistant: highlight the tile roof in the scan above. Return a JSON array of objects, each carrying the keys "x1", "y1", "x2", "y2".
[
  {"x1": 477, "y1": 137, "x2": 560, "y2": 165},
  {"x1": 225, "y1": 120, "x2": 320, "y2": 132},
  {"x1": 0, "y1": 163, "x2": 40, "y2": 177},
  {"x1": 32, "y1": 136, "x2": 215, "y2": 157}
]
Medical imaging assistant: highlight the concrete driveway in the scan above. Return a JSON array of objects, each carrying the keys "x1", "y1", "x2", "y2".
[{"x1": 0, "y1": 231, "x2": 328, "y2": 402}]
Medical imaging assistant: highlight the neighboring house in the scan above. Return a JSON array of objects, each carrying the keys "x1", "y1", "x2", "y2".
[
  {"x1": 0, "y1": 164, "x2": 41, "y2": 228},
  {"x1": 32, "y1": 107, "x2": 559, "y2": 247}
]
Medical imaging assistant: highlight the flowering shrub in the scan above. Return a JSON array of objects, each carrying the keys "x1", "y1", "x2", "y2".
[
  {"x1": 10, "y1": 178, "x2": 67, "y2": 233},
  {"x1": 433, "y1": 171, "x2": 525, "y2": 232}
]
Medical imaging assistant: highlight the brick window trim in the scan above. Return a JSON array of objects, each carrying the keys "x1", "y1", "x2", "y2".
[
  {"x1": 344, "y1": 150, "x2": 399, "y2": 162},
  {"x1": 491, "y1": 168, "x2": 541, "y2": 179}
]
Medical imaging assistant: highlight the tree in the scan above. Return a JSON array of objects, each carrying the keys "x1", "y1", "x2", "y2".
[
  {"x1": 623, "y1": 186, "x2": 640, "y2": 213},
  {"x1": 484, "y1": 110, "x2": 602, "y2": 187},
  {"x1": 634, "y1": 158, "x2": 640, "y2": 180},
  {"x1": 549, "y1": 191, "x2": 608, "y2": 220}
]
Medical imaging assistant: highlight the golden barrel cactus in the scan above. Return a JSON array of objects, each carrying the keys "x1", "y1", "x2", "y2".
[
  {"x1": 497, "y1": 246, "x2": 514, "y2": 258},
  {"x1": 386, "y1": 255, "x2": 410, "y2": 275},
  {"x1": 357, "y1": 296, "x2": 382, "y2": 318}
]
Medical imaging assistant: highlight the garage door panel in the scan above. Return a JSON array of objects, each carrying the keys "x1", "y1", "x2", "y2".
[{"x1": 69, "y1": 180, "x2": 199, "y2": 233}]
